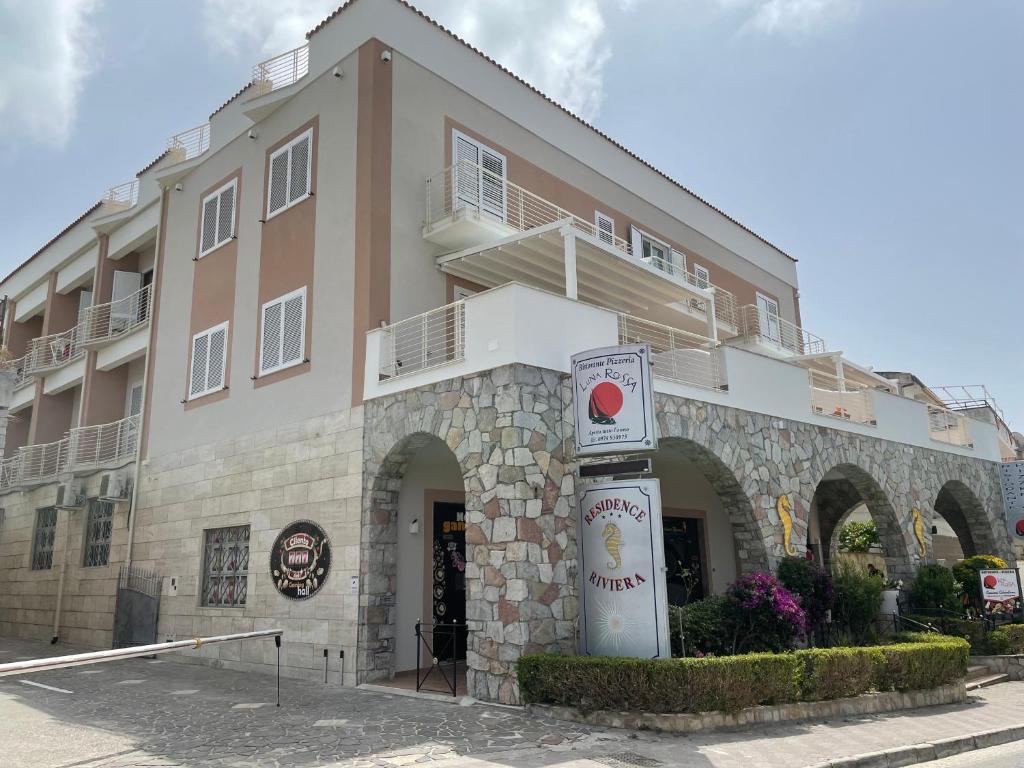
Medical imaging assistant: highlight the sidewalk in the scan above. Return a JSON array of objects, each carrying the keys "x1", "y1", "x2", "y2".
[{"x1": 1, "y1": 635, "x2": 1023, "y2": 767}]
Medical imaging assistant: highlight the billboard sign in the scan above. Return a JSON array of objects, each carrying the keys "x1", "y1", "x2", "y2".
[{"x1": 980, "y1": 569, "x2": 1021, "y2": 606}]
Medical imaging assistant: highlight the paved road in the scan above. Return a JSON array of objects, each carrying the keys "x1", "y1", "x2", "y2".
[
  {"x1": 2, "y1": 636, "x2": 1024, "y2": 767},
  {"x1": 917, "y1": 740, "x2": 1024, "y2": 767}
]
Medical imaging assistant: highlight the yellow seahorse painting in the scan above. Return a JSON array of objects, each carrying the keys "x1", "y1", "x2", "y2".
[
  {"x1": 602, "y1": 523, "x2": 622, "y2": 570},
  {"x1": 777, "y1": 495, "x2": 797, "y2": 556},
  {"x1": 911, "y1": 507, "x2": 927, "y2": 557}
]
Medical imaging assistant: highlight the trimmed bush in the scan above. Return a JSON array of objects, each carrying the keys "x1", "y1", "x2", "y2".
[
  {"x1": 669, "y1": 596, "x2": 731, "y2": 657},
  {"x1": 838, "y1": 520, "x2": 880, "y2": 552},
  {"x1": 728, "y1": 572, "x2": 807, "y2": 653},
  {"x1": 832, "y1": 561, "x2": 884, "y2": 646},
  {"x1": 777, "y1": 557, "x2": 835, "y2": 636},
  {"x1": 906, "y1": 614, "x2": 986, "y2": 653},
  {"x1": 986, "y1": 624, "x2": 1024, "y2": 655},
  {"x1": 518, "y1": 634, "x2": 969, "y2": 714},
  {"x1": 909, "y1": 564, "x2": 961, "y2": 613}
]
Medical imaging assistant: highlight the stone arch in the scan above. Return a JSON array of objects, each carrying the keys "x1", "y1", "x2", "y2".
[
  {"x1": 655, "y1": 436, "x2": 771, "y2": 574},
  {"x1": 932, "y1": 479, "x2": 999, "y2": 559},
  {"x1": 812, "y1": 462, "x2": 914, "y2": 580}
]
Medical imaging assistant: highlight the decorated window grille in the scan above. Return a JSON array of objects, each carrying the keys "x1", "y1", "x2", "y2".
[
  {"x1": 201, "y1": 525, "x2": 250, "y2": 607},
  {"x1": 31, "y1": 507, "x2": 58, "y2": 570},
  {"x1": 83, "y1": 499, "x2": 114, "y2": 567}
]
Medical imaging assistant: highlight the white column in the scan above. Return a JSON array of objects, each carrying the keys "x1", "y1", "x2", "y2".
[
  {"x1": 834, "y1": 355, "x2": 847, "y2": 392},
  {"x1": 561, "y1": 226, "x2": 578, "y2": 300},
  {"x1": 705, "y1": 289, "x2": 718, "y2": 343}
]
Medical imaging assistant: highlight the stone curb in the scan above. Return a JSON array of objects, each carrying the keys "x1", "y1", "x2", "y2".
[{"x1": 805, "y1": 723, "x2": 1024, "y2": 767}]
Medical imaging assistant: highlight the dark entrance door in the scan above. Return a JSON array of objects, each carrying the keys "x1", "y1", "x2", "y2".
[
  {"x1": 112, "y1": 565, "x2": 162, "y2": 648},
  {"x1": 663, "y1": 516, "x2": 706, "y2": 606},
  {"x1": 431, "y1": 501, "x2": 466, "y2": 660}
]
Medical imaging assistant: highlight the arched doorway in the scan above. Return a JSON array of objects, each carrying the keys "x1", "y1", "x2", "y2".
[
  {"x1": 810, "y1": 463, "x2": 912, "y2": 580},
  {"x1": 932, "y1": 480, "x2": 999, "y2": 565},
  {"x1": 361, "y1": 431, "x2": 468, "y2": 694},
  {"x1": 651, "y1": 437, "x2": 768, "y2": 604}
]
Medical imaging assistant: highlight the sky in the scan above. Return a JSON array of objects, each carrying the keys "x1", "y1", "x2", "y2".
[{"x1": 0, "y1": 0, "x2": 1021, "y2": 426}]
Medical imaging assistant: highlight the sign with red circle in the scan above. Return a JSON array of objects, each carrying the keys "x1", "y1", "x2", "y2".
[{"x1": 571, "y1": 344, "x2": 657, "y2": 456}]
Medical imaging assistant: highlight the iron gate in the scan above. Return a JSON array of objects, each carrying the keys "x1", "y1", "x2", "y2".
[{"x1": 112, "y1": 565, "x2": 162, "y2": 648}]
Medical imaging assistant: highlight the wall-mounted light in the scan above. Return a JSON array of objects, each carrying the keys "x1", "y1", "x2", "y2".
[
  {"x1": 408, "y1": 518, "x2": 419, "y2": 535},
  {"x1": 248, "y1": 128, "x2": 258, "y2": 140},
  {"x1": 174, "y1": 183, "x2": 183, "y2": 192},
  {"x1": 380, "y1": 50, "x2": 392, "y2": 63},
  {"x1": 332, "y1": 65, "x2": 344, "y2": 78}
]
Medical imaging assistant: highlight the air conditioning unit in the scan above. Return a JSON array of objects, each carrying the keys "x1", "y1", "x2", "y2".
[
  {"x1": 99, "y1": 468, "x2": 134, "y2": 502},
  {"x1": 55, "y1": 479, "x2": 85, "y2": 509}
]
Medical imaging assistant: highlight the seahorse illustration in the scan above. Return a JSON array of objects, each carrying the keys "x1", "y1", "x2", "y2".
[
  {"x1": 602, "y1": 523, "x2": 622, "y2": 570},
  {"x1": 911, "y1": 507, "x2": 927, "y2": 557},
  {"x1": 777, "y1": 495, "x2": 797, "y2": 556}
]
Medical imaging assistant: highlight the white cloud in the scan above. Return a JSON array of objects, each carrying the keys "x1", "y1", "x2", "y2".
[
  {"x1": 0, "y1": 0, "x2": 103, "y2": 148},
  {"x1": 200, "y1": 0, "x2": 622, "y2": 123},
  {"x1": 714, "y1": 0, "x2": 860, "y2": 36}
]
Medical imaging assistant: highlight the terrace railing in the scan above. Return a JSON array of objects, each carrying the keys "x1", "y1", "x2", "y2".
[
  {"x1": 618, "y1": 314, "x2": 724, "y2": 390},
  {"x1": 737, "y1": 304, "x2": 826, "y2": 356},
  {"x1": 24, "y1": 325, "x2": 84, "y2": 375},
  {"x1": 1, "y1": 354, "x2": 32, "y2": 390},
  {"x1": 251, "y1": 44, "x2": 310, "y2": 97},
  {"x1": 80, "y1": 284, "x2": 152, "y2": 347},
  {"x1": 166, "y1": 123, "x2": 211, "y2": 163},
  {"x1": 103, "y1": 180, "x2": 140, "y2": 209},
  {"x1": 809, "y1": 369, "x2": 875, "y2": 425},
  {"x1": 928, "y1": 405, "x2": 973, "y2": 448},
  {"x1": 378, "y1": 301, "x2": 466, "y2": 380}
]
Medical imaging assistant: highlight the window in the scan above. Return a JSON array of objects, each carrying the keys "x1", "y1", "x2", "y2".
[
  {"x1": 199, "y1": 180, "x2": 237, "y2": 257},
  {"x1": 595, "y1": 212, "x2": 615, "y2": 246},
  {"x1": 83, "y1": 499, "x2": 114, "y2": 567},
  {"x1": 189, "y1": 322, "x2": 228, "y2": 399},
  {"x1": 693, "y1": 264, "x2": 710, "y2": 290},
  {"x1": 756, "y1": 292, "x2": 782, "y2": 344},
  {"x1": 267, "y1": 129, "x2": 312, "y2": 219},
  {"x1": 452, "y1": 130, "x2": 506, "y2": 220},
  {"x1": 201, "y1": 525, "x2": 250, "y2": 607},
  {"x1": 630, "y1": 226, "x2": 684, "y2": 276},
  {"x1": 259, "y1": 287, "x2": 306, "y2": 376},
  {"x1": 31, "y1": 508, "x2": 57, "y2": 570}
]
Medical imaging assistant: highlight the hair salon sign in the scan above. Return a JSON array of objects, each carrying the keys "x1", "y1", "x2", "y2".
[
  {"x1": 579, "y1": 479, "x2": 670, "y2": 659},
  {"x1": 571, "y1": 344, "x2": 657, "y2": 456}
]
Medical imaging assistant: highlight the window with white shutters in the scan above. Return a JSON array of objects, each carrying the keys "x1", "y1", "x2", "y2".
[
  {"x1": 259, "y1": 287, "x2": 306, "y2": 376},
  {"x1": 189, "y1": 322, "x2": 229, "y2": 399},
  {"x1": 267, "y1": 129, "x2": 313, "y2": 219},
  {"x1": 693, "y1": 264, "x2": 710, "y2": 290},
  {"x1": 452, "y1": 130, "x2": 506, "y2": 220},
  {"x1": 595, "y1": 212, "x2": 615, "y2": 246},
  {"x1": 199, "y1": 180, "x2": 236, "y2": 257}
]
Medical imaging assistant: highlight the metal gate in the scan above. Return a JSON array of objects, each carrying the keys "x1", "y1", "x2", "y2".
[{"x1": 112, "y1": 565, "x2": 162, "y2": 648}]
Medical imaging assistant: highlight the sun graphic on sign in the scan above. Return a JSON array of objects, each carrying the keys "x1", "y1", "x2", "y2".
[
  {"x1": 596, "y1": 599, "x2": 634, "y2": 653},
  {"x1": 589, "y1": 381, "x2": 624, "y2": 425}
]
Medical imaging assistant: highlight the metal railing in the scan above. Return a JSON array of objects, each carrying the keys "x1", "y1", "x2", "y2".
[
  {"x1": 928, "y1": 405, "x2": 973, "y2": 448},
  {"x1": 166, "y1": 122, "x2": 211, "y2": 163},
  {"x1": 618, "y1": 314, "x2": 724, "y2": 390},
  {"x1": 378, "y1": 301, "x2": 466, "y2": 380},
  {"x1": 68, "y1": 414, "x2": 140, "y2": 470},
  {"x1": 103, "y1": 180, "x2": 140, "y2": 208},
  {"x1": 809, "y1": 369, "x2": 875, "y2": 425},
  {"x1": 932, "y1": 384, "x2": 1005, "y2": 422},
  {"x1": 24, "y1": 325, "x2": 85, "y2": 375},
  {"x1": 0, "y1": 413, "x2": 142, "y2": 491},
  {"x1": 1, "y1": 354, "x2": 32, "y2": 390},
  {"x1": 415, "y1": 620, "x2": 467, "y2": 697},
  {"x1": 80, "y1": 284, "x2": 152, "y2": 346},
  {"x1": 424, "y1": 160, "x2": 739, "y2": 326},
  {"x1": 736, "y1": 304, "x2": 826, "y2": 356},
  {"x1": 251, "y1": 44, "x2": 310, "y2": 97}
]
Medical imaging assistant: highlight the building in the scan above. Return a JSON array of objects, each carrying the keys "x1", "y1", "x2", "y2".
[{"x1": 0, "y1": 0, "x2": 1015, "y2": 704}]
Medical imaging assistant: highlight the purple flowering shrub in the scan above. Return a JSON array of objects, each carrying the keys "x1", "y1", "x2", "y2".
[{"x1": 726, "y1": 572, "x2": 807, "y2": 653}]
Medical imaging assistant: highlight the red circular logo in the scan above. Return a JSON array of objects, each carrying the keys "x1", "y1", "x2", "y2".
[
  {"x1": 984, "y1": 575, "x2": 998, "y2": 589},
  {"x1": 1015, "y1": 520, "x2": 1024, "y2": 537},
  {"x1": 592, "y1": 382, "x2": 624, "y2": 417}
]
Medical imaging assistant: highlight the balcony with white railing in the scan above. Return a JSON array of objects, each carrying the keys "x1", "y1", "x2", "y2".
[
  {"x1": 364, "y1": 283, "x2": 1003, "y2": 462},
  {"x1": 734, "y1": 304, "x2": 826, "y2": 357},
  {"x1": 1, "y1": 354, "x2": 33, "y2": 390},
  {"x1": 166, "y1": 123, "x2": 211, "y2": 164},
  {"x1": 102, "y1": 179, "x2": 140, "y2": 210},
  {"x1": 24, "y1": 325, "x2": 85, "y2": 376},
  {"x1": 80, "y1": 284, "x2": 152, "y2": 348},
  {"x1": 251, "y1": 44, "x2": 310, "y2": 98},
  {"x1": 0, "y1": 414, "x2": 142, "y2": 492},
  {"x1": 424, "y1": 160, "x2": 738, "y2": 335}
]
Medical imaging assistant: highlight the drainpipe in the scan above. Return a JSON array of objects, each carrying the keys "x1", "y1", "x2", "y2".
[{"x1": 51, "y1": 507, "x2": 73, "y2": 643}]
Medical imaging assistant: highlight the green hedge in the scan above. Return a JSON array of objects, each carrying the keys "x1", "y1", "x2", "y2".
[
  {"x1": 518, "y1": 635, "x2": 968, "y2": 714},
  {"x1": 906, "y1": 615, "x2": 987, "y2": 653},
  {"x1": 987, "y1": 624, "x2": 1024, "y2": 655}
]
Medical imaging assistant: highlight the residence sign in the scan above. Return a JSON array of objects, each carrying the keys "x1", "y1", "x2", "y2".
[{"x1": 571, "y1": 344, "x2": 657, "y2": 457}]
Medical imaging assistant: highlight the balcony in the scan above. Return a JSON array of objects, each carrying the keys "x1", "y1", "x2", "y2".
[
  {"x1": 24, "y1": 325, "x2": 85, "y2": 376},
  {"x1": 423, "y1": 160, "x2": 738, "y2": 337},
  {"x1": 1, "y1": 354, "x2": 34, "y2": 391},
  {"x1": 364, "y1": 283, "x2": 1002, "y2": 461},
  {"x1": 80, "y1": 284, "x2": 152, "y2": 349},
  {"x1": 102, "y1": 179, "x2": 140, "y2": 211},
  {"x1": 0, "y1": 414, "x2": 141, "y2": 492},
  {"x1": 734, "y1": 304, "x2": 826, "y2": 357},
  {"x1": 166, "y1": 123, "x2": 210, "y2": 164},
  {"x1": 251, "y1": 44, "x2": 309, "y2": 97}
]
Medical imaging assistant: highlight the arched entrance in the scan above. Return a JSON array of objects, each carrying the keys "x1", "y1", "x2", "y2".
[
  {"x1": 810, "y1": 463, "x2": 913, "y2": 580},
  {"x1": 652, "y1": 437, "x2": 768, "y2": 603},
  {"x1": 361, "y1": 431, "x2": 468, "y2": 695},
  {"x1": 932, "y1": 480, "x2": 999, "y2": 564}
]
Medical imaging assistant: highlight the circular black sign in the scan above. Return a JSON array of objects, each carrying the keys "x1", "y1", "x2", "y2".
[{"x1": 270, "y1": 520, "x2": 331, "y2": 599}]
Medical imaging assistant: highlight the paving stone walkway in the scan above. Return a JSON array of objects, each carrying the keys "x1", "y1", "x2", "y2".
[{"x1": 1, "y1": 637, "x2": 1024, "y2": 767}]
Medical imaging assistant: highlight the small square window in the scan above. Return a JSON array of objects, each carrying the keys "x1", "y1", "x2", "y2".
[
  {"x1": 31, "y1": 507, "x2": 58, "y2": 570},
  {"x1": 201, "y1": 525, "x2": 250, "y2": 607},
  {"x1": 83, "y1": 499, "x2": 114, "y2": 567}
]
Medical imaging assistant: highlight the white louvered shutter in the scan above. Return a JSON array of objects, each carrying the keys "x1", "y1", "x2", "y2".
[
  {"x1": 200, "y1": 196, "x2": 218, "y2": 253},
  {"x1": 190, "y1": 333, "x2": 209, "y2": 398},
  {"x1": 128, "y1": 384, "x2": 143, "y2": 417},
  {"x1": 596, "y1": 213, "x2": 615, "y2": 245},
  {"x1": 288, "y1": 135, "x2": 310, "y2": 203},
  {"x1": 261, "y1": 301, "x2": 282, "y2": 373},
  {"x1": 217, "y1": 184, "x2": 235, "y2": 244},
  {"x1": 479, "y1": 147, "x2": 505, "y2": 219},
  {"x1": 453, "y1": 134, "x2": 479, "y2": 210},
  {"x1": 268, "y1": 150, "x2": 289, "y2": 215},
  {"x1": 206, "y1": 325, "x2": 226, "y2": 391},
  {"x1": 281, "y1": 291, "x2": 305, "y2": 367}
]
